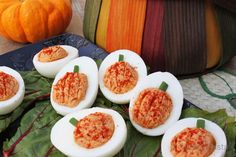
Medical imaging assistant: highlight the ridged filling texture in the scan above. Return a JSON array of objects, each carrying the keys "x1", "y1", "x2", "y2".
[
  {"x1": 0, "y1": 71, "x2": 19, "y2": 101},
  {"x1": 74, "y1": 112, "x2": 115, "y2": 149}
]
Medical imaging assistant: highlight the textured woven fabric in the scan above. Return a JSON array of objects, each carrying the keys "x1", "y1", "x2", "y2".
[
  {"x1": 141, "y1": 0, "x2": 165, "y2": 72},
  {"x1": 214, "y1": 0, "x2": 236, "y2": 13},
  {"x1": 215, "y1": 5, "x2": 236, "y2": 67},
  {"x1": 83, "y1": 0, "x2": 236, "y2": 76},
  {"x1": 96, "y1": 0, "x2": 110, "y2": 49},
  {"x1": 180, "y1": 68, "x2": 236, "y2": 118},
  {"x1": 106, "y1": 0, "x2": 147, "y2": 54},
  {"x1": 83, "y1": 0, "x2": 102, "y2": 42},
  {"x1": 205, "y1": 0, "x2": 221, "y2": 69},
  {"x1": 164, "y1": 0, "x2": 207, "y2": 75}
]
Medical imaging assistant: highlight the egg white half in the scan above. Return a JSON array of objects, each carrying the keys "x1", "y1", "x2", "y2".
[
  {"x1": 33, "y1": 45, "x2": 78, "y2": 78},
  {"x1": 50, "y1": 107, "x2": 127, "y2": 157},
  {"x1": 0, "y1": 66, "x2": 25, "y2": 115},
  {"x1": 99, "y1": 49, "x2": 147, "y2": 104},
  {"x1": 161, "y1": 118, "x2": 227, "y2": 157},
  {"x1": 129, "y1": 72, "x2": 183, "y2": 136},
  {"x1": 50, "y1": 57, "x2": 98, "y2": 116}
]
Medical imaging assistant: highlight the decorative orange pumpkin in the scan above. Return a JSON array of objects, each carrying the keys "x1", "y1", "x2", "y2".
[{"x1": 0, "y1": 0, "x2": 72, "y2": 43}]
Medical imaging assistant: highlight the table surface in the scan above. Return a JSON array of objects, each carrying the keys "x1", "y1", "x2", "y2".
[{"x1": 0, "y1": 0, "x2": 85, "y2": 55}]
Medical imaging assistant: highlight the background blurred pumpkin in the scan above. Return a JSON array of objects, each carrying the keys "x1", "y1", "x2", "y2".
[{"x1": 0, "y1": 0, "x2": 72, "y2": 43}]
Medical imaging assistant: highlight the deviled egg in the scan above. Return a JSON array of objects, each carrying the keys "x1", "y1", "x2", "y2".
[
  {"x1": 51, "y1": 107, "x2": 127, "y2": 157},
  {"x1": 161, "y1": 118, "x2": 227, "y2": 157},
  {"x1": 50, "y1": 57, "x2": 98, "y2": 116},
  {"x1": 129, "y1": 72, "x2": 183, "y2": 136},
  {"x1": 99, "y1": 49, "x2": 147, "y2": 104},
  {"x1": 33, "y1": 45, "x2": 78, "y2": 78},
  {"x1": 0, "y1": 66, "x2": 25, "y2": 115}
]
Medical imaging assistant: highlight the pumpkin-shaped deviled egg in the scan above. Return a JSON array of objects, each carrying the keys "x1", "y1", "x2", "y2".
[
  {"x1": 161, "y1": 118, "x2": 227, "y2": 157},
  {"x1": 99, "y1": 50, "x2": 147, "y2": 104},
  {"x1": 129, "y1": 72, "x2": 183, "y2": 136},
  {"x1": 50, "y1": 107, "x2": 127, "y2": 157},
  {"x1": 0, "y1": 66, "x2": 25, "y2": 115},
  {"x1": 50, "y1": 57, "x2": 98, "y2": 116},
  {"x1": 33, "y1": 45, "x2": 78, "y2": 78}
]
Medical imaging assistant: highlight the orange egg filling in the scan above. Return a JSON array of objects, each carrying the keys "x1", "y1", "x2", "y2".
[
  {"x1": 53, "y1": 72, "x2": 88, "y2": 107},
  {"x1": 38, "y1": 45, "x2": 68, "y2": 62},
  {"x1": 104, "y1": 61, "x2": 138, "y2": 94},
  {"x1": 74, "y1": 112, "x2": 115, "y2": 149},
  {"x1": 171, "y1": 128, "x2": 216, "y2": 157},
  {"x1": 132, "y1": 88, "x2": 173, "y2": 128},
  {"x1": 0, "y1": 71, "x2": 19, "y2": 101}
]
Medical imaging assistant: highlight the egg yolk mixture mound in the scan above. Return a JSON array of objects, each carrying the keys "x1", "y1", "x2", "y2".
[
  {"x1": 38, "y1": 45, "x2": 68, "y2": 62},
  {"x1": 132, "y1": 88, "x2": 173, "y2": 128},
  {"x1": 53, "y1": 72, "x2": 88, "y2": 107},
  {"x1": 74, "y1": 112, "x2": 115, "y2": 149},
  {"x1": 0, "y1": 72, "x2": 19, "y2": 101},
  {"x1": 104, "y1": 62, "x2": 138, "y2": 94},
  {"x1": 171, "y1": 128, "x2": 216, "y2": 157}
]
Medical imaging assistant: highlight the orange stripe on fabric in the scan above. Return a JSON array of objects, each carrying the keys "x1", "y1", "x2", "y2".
[
  {"x1": 205, "y1": 0, "x2": 221, "y2": 69},
  {"x1": 106, "y1": 0, "x2": 147, "y2": 55},
  {"x1": 96, "y1": 0, "x2": 111, "y2": 49}
]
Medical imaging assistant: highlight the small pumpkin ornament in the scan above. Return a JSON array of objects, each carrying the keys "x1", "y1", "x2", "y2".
[{"x1": 0, "y1": 0, "x2": 72, "y2": 43}]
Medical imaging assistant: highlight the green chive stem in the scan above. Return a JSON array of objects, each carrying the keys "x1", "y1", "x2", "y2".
[
  {"x1": 69, "y1": 117, "x2": 78, "y2": 127},
  {"x1": 118, "y1": 54, "x2": 124, "y2": 62},
  {"x1": 197, "y1": 119, "x2": 205, "y2": 129},
  {"x1": 73, "y1": 65, "x2": 79, "y2": 73},
  {"x1": 159, "y1": 81, "x2": 168, "y2": 91}
]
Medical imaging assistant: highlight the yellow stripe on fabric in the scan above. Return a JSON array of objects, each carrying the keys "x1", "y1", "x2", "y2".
[
  {"x1": 106, "y1": 0, "x2": 147, "y2": 55},
  {"x1": 206, "y1": 0, "x2": 221, "y2": 69},
  {"x1": 96, "y1": 0, "x2": 111, "y2": 49}
]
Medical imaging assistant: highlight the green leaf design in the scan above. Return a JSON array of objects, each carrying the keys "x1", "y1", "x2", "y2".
[
  {"x1": 0, "y1": 71, "x2": 52, "y2": 133},
  {"x1": 93, "y1": 91, "x2": 129, "y2": 120},
  {"x1": 1, "y1": 70, "x2": 235, "y2": 157},
  {"x1": 199, "y1": 72, "x2": 236, "y2": 109},
  {"x1": 95, "y1": 59, "x2": 103, "y2": 68},
  {"x1": 116, "y1": 122, "x2": 162, "y2": 157},
  {"x1": 3, "y1": 101, "x2": 63, "y2": 157}
]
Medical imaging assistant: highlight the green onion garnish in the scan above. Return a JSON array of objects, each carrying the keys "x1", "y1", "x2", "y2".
[
  {"x1": 69, "y1": 117, "x2": 78, "y2": 127},
  {"x1": 197, "y1": 119, "x2": 205, "y2": 129},
  {"x1": 73, "y1": 65, "x2": 79, "y2": 73},
  {"x1": 159, "y1": 81, "x2": 168, "y2": 91},
  {"x1": 118, "y1": 54, "x2": 124, "y2": 62}
]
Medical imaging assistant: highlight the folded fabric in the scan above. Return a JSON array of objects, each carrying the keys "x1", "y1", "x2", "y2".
[
  {"x1": 106, "y1": 0, "x2": 147, "y2": 55},
  {"x1": 84, "y1": 0, "x2": 236, "y2": 77},
  {"x1": 83, "y1": 0, "x2": 102, "y2": 42},
  {"x1": 215, "y1": 5, "x2": 236, "y2": 67},
  {"x1": 141, "y1": 0, "x2": 165, "y2": 72},
  {"x1": 96, "y1": 0, "x2": 110, "y2": 49}
]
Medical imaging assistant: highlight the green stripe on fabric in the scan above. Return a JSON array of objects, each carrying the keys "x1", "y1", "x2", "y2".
[
  {"x1": 164, "y1": 0, "x2": 207, "y2": 75},
  {"x1": 83, "y1": 0, "x2": 102, "y2": 42},
  {"x1": 215, "y1": 5, "x2": 236, "y2": 67}
]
